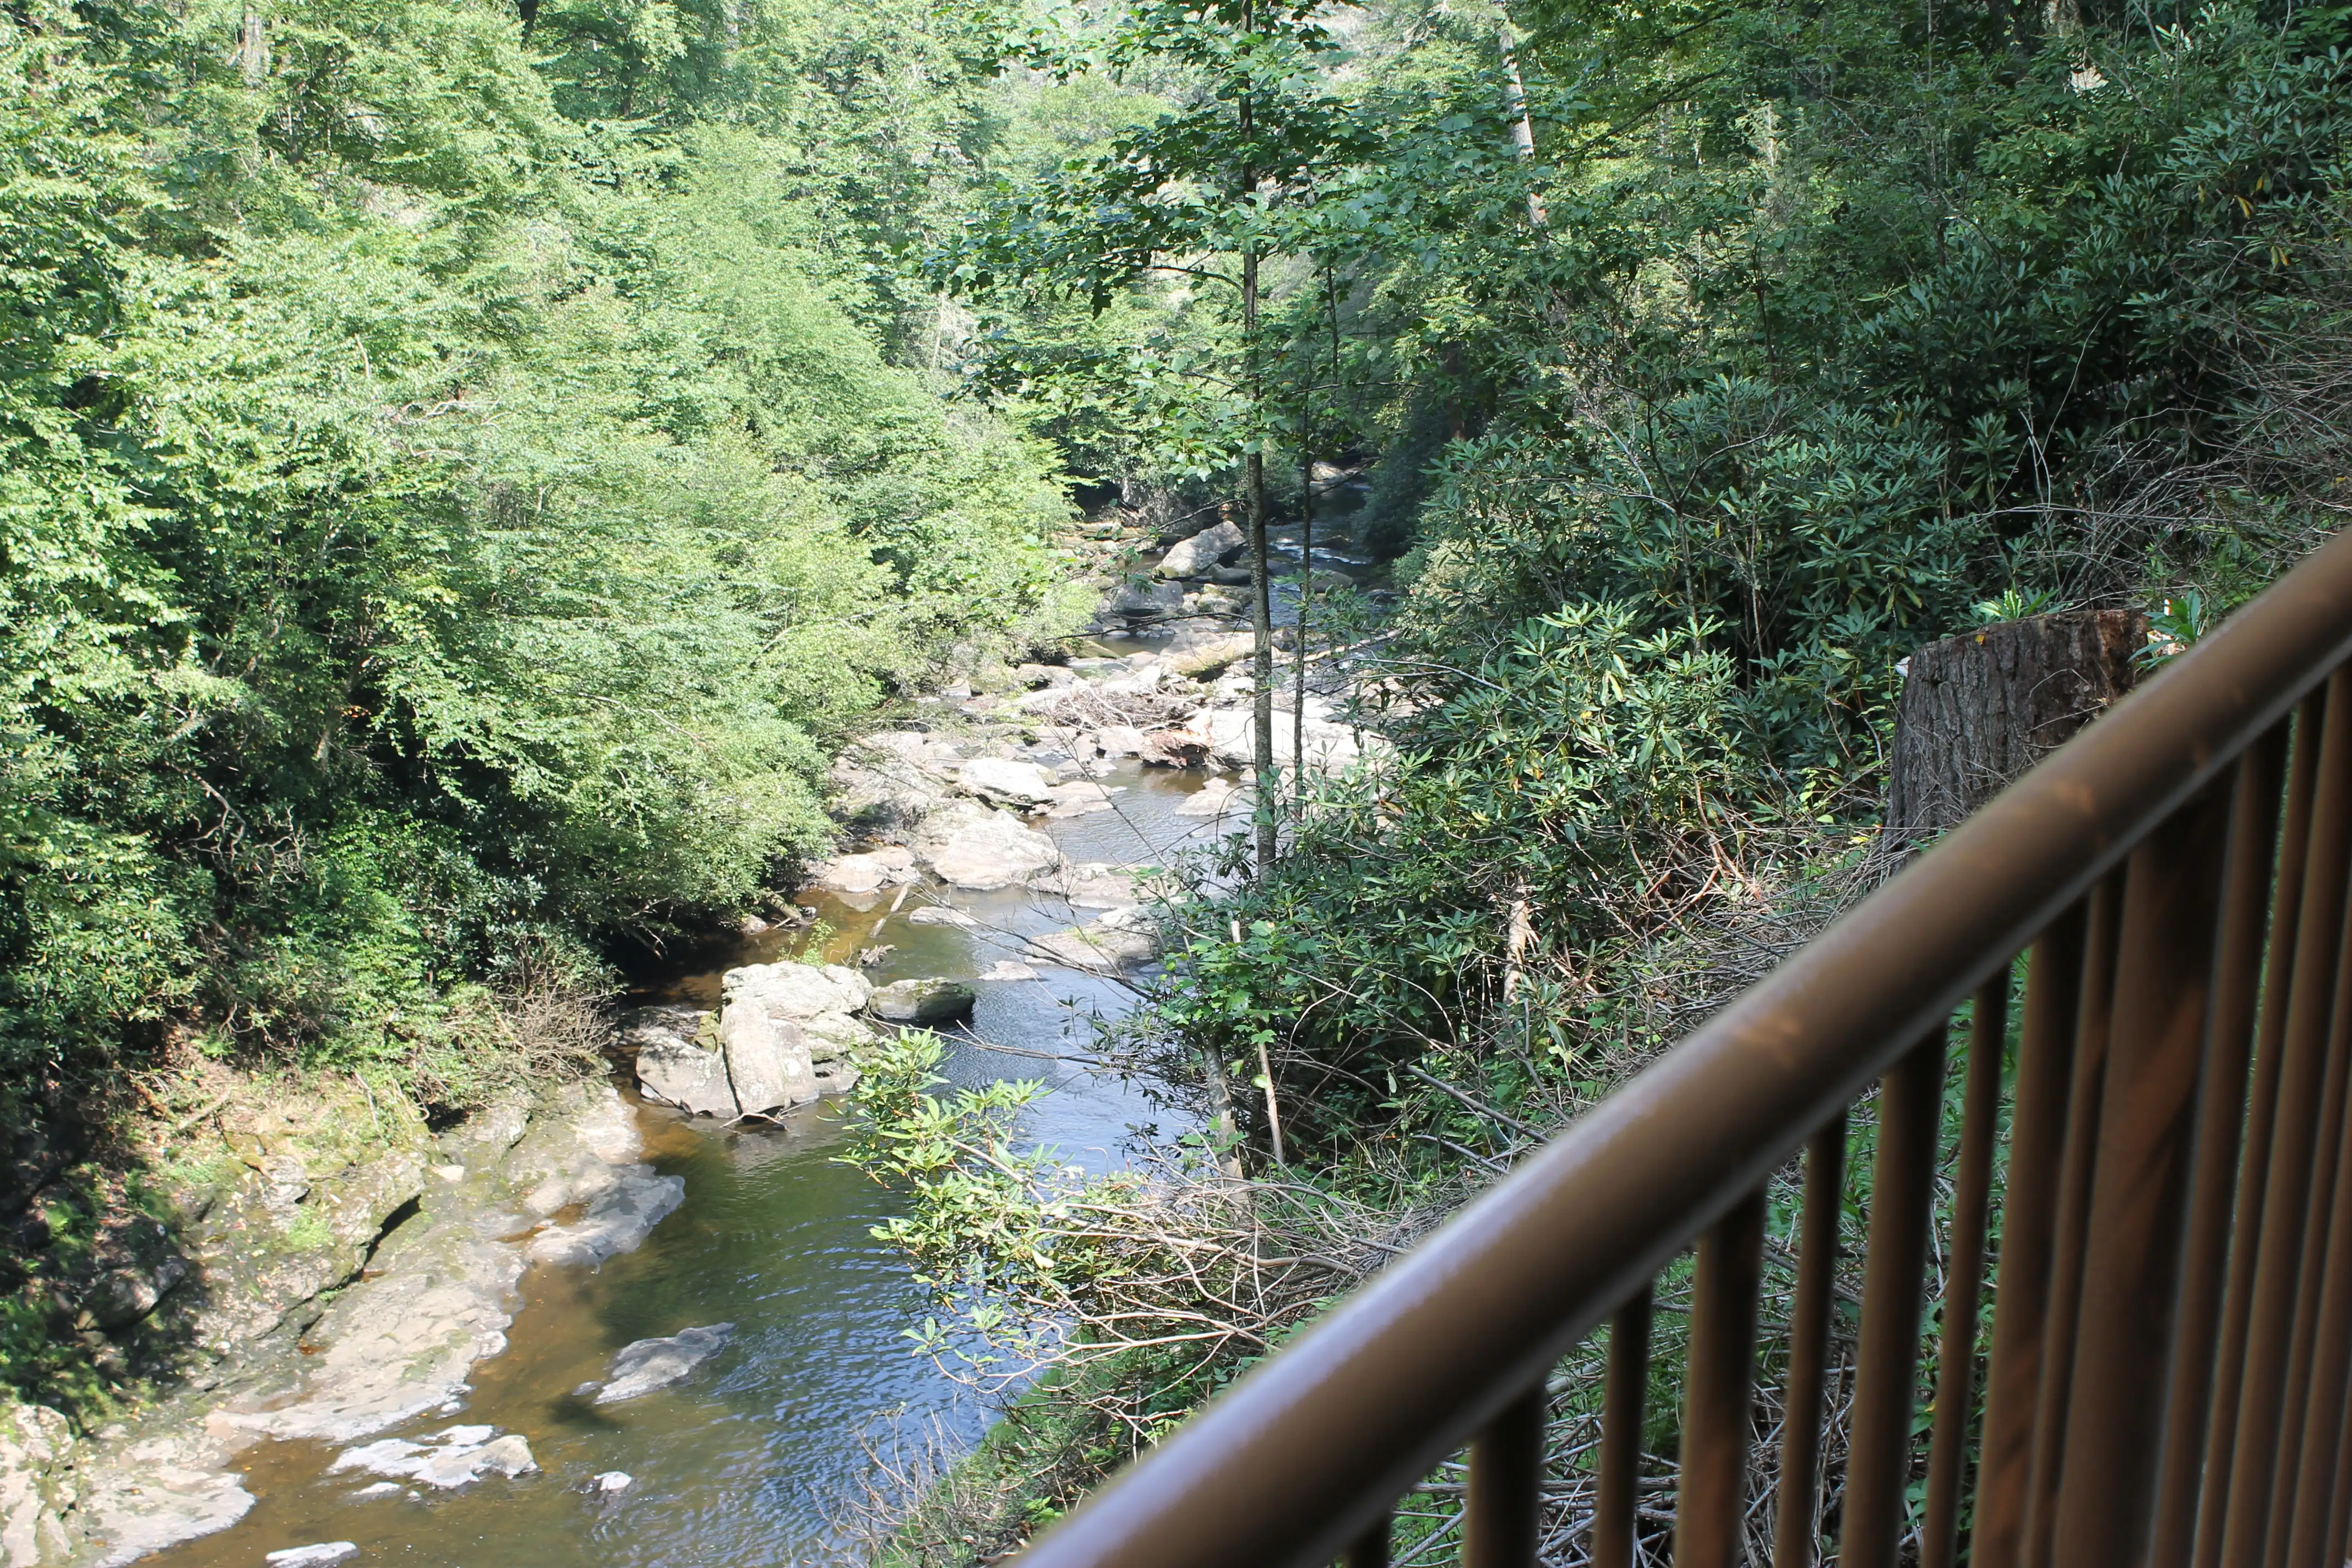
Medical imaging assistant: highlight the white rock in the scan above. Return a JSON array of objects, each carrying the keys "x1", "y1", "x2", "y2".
[
  {"x1": 265, "y1": 1544, "x2": 358, "y2": 1567},
  {"x1": 906, "y1": 905, "x2": 977, "y2": 927},
  {"x1": 433, "y1": 1424, "x2": 495, "y2": 1446},
  {"x1": 524, "y1": 1168, "x2": 686, "y2": 1268},
  {"x1": 1155, "y1": 518, "x2": 1245, "y2": 579},
  {"x1": 915, "y1": 807, "x2": 1063, "y2": 890},
  {"x1": 1175, "y1": 776, "x2": 1247, "y2": 818},
  {"x1": 956, "y1": 757, "x2": 1058, "y2": 810},
  {"x1": 1093, "y1": 725, "x2": 1147, "y2": 757},
  {"x1": 811, "y1": 846, "x2": 917, "y2": 894},
  {"x1": 1030, "y1": 908, "x2": 1163, "y2": 972},
  {"x1": 724, "y1": 961, "x2": 873, "y2": 1022},
  {"x1": 591, "y1": 1471, "x2": 634, "y2": 1494},
  {"x1": 350, "y1": 1482, "x2": 401, "y2": 1500},
  {"x1": 978, "y1": 961, "x2": 1040, "y2": 982},
  {"x1": 634, "y1": 1037, "x2": 737, "y2": 1119},
  {"x1": 718, "y1": 1006, "x2": 816, "y2": 1115}
]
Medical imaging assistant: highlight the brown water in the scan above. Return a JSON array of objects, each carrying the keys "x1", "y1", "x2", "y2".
[{"x1": 146, "y1": 757, "x2": 1226, "y2": 1568}]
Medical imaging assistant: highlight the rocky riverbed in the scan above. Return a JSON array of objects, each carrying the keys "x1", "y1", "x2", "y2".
[{"x1": 4, "y1": 510, "x2": 1387, "y2": 1568}]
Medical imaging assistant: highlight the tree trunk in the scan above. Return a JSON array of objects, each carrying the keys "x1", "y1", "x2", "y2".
[
  {"x1": 1887, "y1": 609, "x2": 2147, "y2": 842},
  {"x1": 1490, "y1": 4, "x2": 1546, "y2": 226}
]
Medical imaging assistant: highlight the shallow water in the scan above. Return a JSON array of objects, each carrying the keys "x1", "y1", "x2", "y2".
[{"x1": 147, "y1": 760, "x2": 1222, "y2": 1568}]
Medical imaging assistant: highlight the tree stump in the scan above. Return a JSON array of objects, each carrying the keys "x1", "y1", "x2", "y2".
[{"x1": 1887, "y1": 609, "x2": 2148, "y2": 841}]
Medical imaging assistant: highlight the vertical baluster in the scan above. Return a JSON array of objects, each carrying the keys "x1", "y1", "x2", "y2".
[
  {"x1": 2020, "y1": 874, "x2": 2123, "y2": 1568},
  {"x1": 1840, "y1": 1028, "x2": 1949, "y2": 1568},
  {"x1": 2050, "y1": 785, "x2": 2236, "y2": 1568},
  {"x1": 2285, "y1": 971, "x2": 2352, "y2": 1566},
  {"x1": 1593, "y1": 1284, "x2": 1652, "y2": 1568},
  {"x1": 2153, "y1": 727, "x2": 2291, "y2": 1568},
  {"x1": 1975, "y1": 902, "x2": 2090, "y2": 1568},
  {"x1": 2219, "y1": 666, "x2": 2352, "y2": 1568},
  {"x1": 1772, "y1": 1114, "x2": 1847, "y2": 1568},
  {"x1": 1921, "y1": 975, "x2": 2010, "y2": 1568},
  {"x1": 1679, "y1": 1191, "x2": 1765, "y2": 1568},
  {"x1": 2265, "y1": 879, "x2": 2352, "y2": 1568},
  {"x1": 2326, "y1": 1384, "x2": 2352, "y2": 1565},
  {"x1": 1345, "y1": 1514, "x2": 1392, "y2": 1568},
  {"x1": 1464, "y1": 1384, "x2": 1545, "y2": 1568},
  {"x1": 2195, "y1": 695, "x2": 2322, "y2": 1568}
]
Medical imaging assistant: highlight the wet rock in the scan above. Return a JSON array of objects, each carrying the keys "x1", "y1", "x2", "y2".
[
  {"x1": 1030, "y1": 907, "x2": 1163, "y2": 972},
  {"x1": 349, "y1": 1482, "x2": 401, "y2": 1500},
  {"x1": 797, "y1": 1010, "x2": 876, "y2": 1056},
  {"x1": 328, "y1": 1428, "x2": 537, "y2": 1489},
  {"x1": 912, "y1": 804, "x2": 1063, "y2": 891},
  {"x1": 591, "y1": 1323, "x2": 736, "y2": 1405},
  {"x1": 812, "y1": 846, "x2": 917, "y2": 895},
  {"x1": 956, "y1": 757, "x2": 1057, "y2": 810},
  {"x1": 718, "y1": 1005, "x2": 816, "y2": 1116},
  {"x1": 590, "y1": 1471, "x2": 633, "y2": 1494},
  {"x1": 79, "y1": 1429, "x2": 254, "y2": 1568},
  {"x1": 1139, "y1": 727, "x2": 1210, "y2": 767},
  {"x1": 906, "y1": 904, "x2": 977, "y2": 927},
  {"x1": 1029, "y1": 862, "x2": 1144, "y2": 910},
  {"x1": 1174, "y1": 776, "x2": 1246, "y2": 818},
  {"x1": 1045, "y1": 780, "x2": 1118, "y2": 817},
  {"x1": 635, "y1": 1037, "x2": 737, "y2": 1119},
  {"x1": 265, "y1": 1543, "x2": 358, "y2": 1567},
  {"x1": 1092, "y1": 725, "x2": 1147, "y2": 758},
  {"x1": 1110, "y1": 579, "x2": 1184, "y2": 620},
  {"x1": 1206, "y1": 564, "x2": 1254, "y2": 586},
  {"x1": 1162, "y1": 628, "x2": 1256, "y2": 678},
  {"x1": 1155, "y1": 519, "x2": 1245, "y2": 579},
  {"x1": 978, "y1": 961, "x2": 1039, "y2": 982},
  {"x1": 868, "y1": 978, "x2": 977, "y2": 1027},
  {"x1": 524, "y1": 1167, "x2": 685, "y2": 1268},
  {"x1": 809, "y1": 1059, "x2": 861, "y2": 1096}
]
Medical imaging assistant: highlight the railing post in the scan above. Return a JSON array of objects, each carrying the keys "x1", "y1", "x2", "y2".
[
  {"x1": 2049, "y1": 785, "x2": 2235, "y2": 1566},
  {"x1": 1678, "y1": 1190, "x2": 1765, "y2": 1568},
  {"x1": 1842, "y1": 1028, "x2": 1949, "y2": 1568},
  {"x1": 1464, "y1": 1384, "x2": 1545, "y2": 1568},
  {"x1": 1592, "y1": 1284, "x2": 1652, "y2": 1568},
  {"x1": 1771, "y1": 1113, "x2": 1846, "y2": 1568}
]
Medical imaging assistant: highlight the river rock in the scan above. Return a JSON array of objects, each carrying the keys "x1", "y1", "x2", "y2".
[
  {"x1": 906, "y1": 904, "x2": 977, "y2": 927},
  {"x1": 912, "y1": 804, "x2": 1063, "y2": 890},
  {"x1": 524, "y1": 1165, "x2": 685, "y2": 1268},
  {"x1": 725, "y1": 961, "x2": 872, "y2": 1022},
  {"x1": 1110, "y1": 579, "x2": 1184, "y2": 619},
  {"x1": 590, "y1": 1471, "x2": 633, "y2": 1494},
  {"x1": 1045, "y1": 780, "x2": 1117, "y2": 817},
  {"x1": 1139, "y1": 727, "x2": 1210, "y2": 767},
  {"x1": 1030, "y1": 862, "x2": 1143, "y2": 910},
  {"x1": 329, "y1": 1428, "x2": 537, "y2": 1488},
  {"x1": 1030, "y1": 908, "x2": 1162, "y2": 972},
  {"x1": 1163, "y1": 628, "x2": 1256, "y2": 677},
  {"x1": 266, "y1": 1543, "x2": 359, "y2": 1567},
  {"x1": 978, "y1": 961, "x2": 1039, "y2": 982},
  {"x1": 798, "y1": 1009, "x2": 876, "y2": 1055},
  {"x1": 1092, "y1": 725, "x2": 1147, "y2": 758},
  {"x1": 718, "y1": 1004, "x2": 817, "y2": 1115},
  {"x1": 635, "y1": 1037, "x2": 737, "y2": 1119},
  {"x1": 809, "y1": 1058, "x2": 859, "y2": 1096},
  {"x1": 1155, "y1": 519, "x2": 1245, "y2": 579},
  {"x1": 591, "y1": 1324, "x2": 736, "y2": 1405},
  {"x1": 80, "y1": 1212, "x2": 189, "y2": 1331},
  {"x1": 868, "y1": 978, "x2": 977, "y2": 1027},
  {"x1": 955, "y1": 757, "x2": 1058, "y2": 811},
  {"x1": 812, "y1": 846, "x2": 917, "y2": 895},
  {"x1": 1175, "y1": 776, "x2": 1246, "y2": 818}
]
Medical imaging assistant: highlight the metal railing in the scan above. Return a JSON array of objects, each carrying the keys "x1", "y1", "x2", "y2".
[{"x1": 1009, "y1": 525, "x2": 2352, "y2": 1568}]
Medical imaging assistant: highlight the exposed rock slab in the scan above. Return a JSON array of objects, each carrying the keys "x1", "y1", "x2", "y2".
[
  {"x1": 635, "y1": 1036, "x2": 737, "y2": 1118},
  {"x1": 1030, "y1": 908, "x2": 1163, "y2": 972},
  {"x1": 328, "y1": 1428, "x2": 537, "y2": 1489},
  {"x1": 912, "y1": 804, "x2": 1064, "y2": 890},
  {"x1": 1155, "y1": 519, "x2": 1245, "y2": 579},
  {"x1": 955, "y1": 757, "x2": 1057, "y2": 810},
  {"x1": 868, "y1": 978, "x2": 977, "y2": 1027}
]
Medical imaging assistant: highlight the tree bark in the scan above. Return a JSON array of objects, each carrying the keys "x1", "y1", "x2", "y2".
[{"x1": 1887, "y1": 609, "x2": 2147, "y2": 842}]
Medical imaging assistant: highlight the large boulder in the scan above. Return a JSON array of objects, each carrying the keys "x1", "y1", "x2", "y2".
[
  {"x1": 911, "y1": 804, "x2": 1063, "y2": 891},
  {"x1": 955, "y1": 758, "x2": 1057, "y2": 812},
  {"x1": 724, "y1": 961, "x2": 872, "y2": 1021},
  {"x1": 717, "y1": 1007, "x2": 816, "y2": 1116},
  {"x1": 635, "y1": 1038, "x2": 738, "y2": 1119},
  {"x1": 868, "y1": 978, "x2": 978, "y2": 1027},
  {"x1": 1155, "y1": 519, "x2": 1246, "y2": 579},
  {"x1": 1110, "y1": 579, "x2": 1184, "y2": 620}
]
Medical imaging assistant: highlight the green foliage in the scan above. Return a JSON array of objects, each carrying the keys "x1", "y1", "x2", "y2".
[{"x1": 0, "y1": 1, "x2": 1074, "y2": 1096}]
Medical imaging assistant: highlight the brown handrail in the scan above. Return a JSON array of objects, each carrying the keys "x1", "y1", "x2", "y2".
[{"x1": 1010, "y1": 525, "x2": 2352, "y2": 1568}]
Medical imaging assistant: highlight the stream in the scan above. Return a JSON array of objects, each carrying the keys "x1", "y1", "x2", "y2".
[{"x1": 141, "y1": 753, "x2": 1224, "y2": 1568}]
